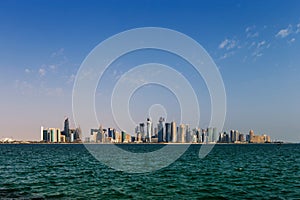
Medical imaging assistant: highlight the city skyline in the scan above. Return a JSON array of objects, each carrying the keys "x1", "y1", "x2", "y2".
[
  {"x1": 35, "y1": 116, "x2": 273, "y2": 144},
  {"x1": 1, "y1": 1, "x2": 300, "y2": 142}
]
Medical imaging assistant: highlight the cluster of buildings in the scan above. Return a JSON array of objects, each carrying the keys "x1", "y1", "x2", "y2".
[
  {"x1": 218, "y1": 129, "x2": 271, "y2": 143},
  {"x1": 40, "y1": 118, "x2": 81, "y2": 143},
  {"x1": 85, "y1": 117, "x2": 271, "y2": 144},
  {"x1": 39, "y1": 117, "x2": 271, "y2": 144}
]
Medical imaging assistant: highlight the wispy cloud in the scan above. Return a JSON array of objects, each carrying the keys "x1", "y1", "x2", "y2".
[
  {"x1": 245, "y1": 26, "x2": 259, "y2": 38},
  {"x1": 38, "y1": 68, "x2": 46, "y2": 76},
  {"x1": 219, "y1": 39, "x2": 229, "y2": 49},
  {"x1": 288, "y1": 38, "x2": 296, "y2": 44},
  {"x1": 25, "y1": 68, "x2": 31, "y2": 73},
  {"x1": 276, "y1": 25, "x2": 292, "y2": 38},
  {"x1": 218, "y1": 39, "x2": 237, "y2": 50},
  {"x1": 220, "y1": 51, "x2": 235, "y2": 60},
  {"x1": 257, "y1": 40, "x2": 266, "y2": 48},
  {"x1": 296, "y1": 23, "x2": 300, "y2": 34}
]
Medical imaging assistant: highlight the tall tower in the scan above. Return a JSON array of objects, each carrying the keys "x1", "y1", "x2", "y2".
[
  {"x1": 171, "y1": 121, "x2": 177, "y2": 143},
  {"x1": 40, "y1": 126, "x2": 44, "y2": 141},
  {"x1": 249, "y1": 130, "x2": 254, "y2": 142},
  {"x1": 64, "y1": 117, "x2": 70, "y2": 141},
  {"x1": 158, "y1": 117, "x2": 165, "y2": 143},
  {"x1": 178, "y1": 124, "x2": 186, "y2": 143},
  {"x1": 165, "y1": 123, "x2": 171, "y2": 143},
  {"x1": 139, "y1": 123, "x2": 145, "y2": 141},
  {"x1": 213, "y1": 127, "x2": 218, "y2": 142},
  {"x1": 146, "y1": 118, "x2": 152, "y2": 143},
  {"x1": 207, "y1": 127, "x2": 213, "y2": 142}
]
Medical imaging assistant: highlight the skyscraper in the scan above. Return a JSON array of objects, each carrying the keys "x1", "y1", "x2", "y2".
[
  {"x1": 249, "y1": 130, "x2": 254, "y2": 141},
  {"x1": 64, "y1": 117, "x2": 70, "y2": 142},
  {"x1": 139, "y1": 123, "x2": 145, "y2": 141},
  {"x1": 213, "y1": 127, "x2": 218, "y2": 142},
  {"x1": 178, "y1": 124, "x2": 186, "y2": 143},
  {"x1": 158, "y1": 117, "x2": 165, "y2": 143},
  {"x1": 165, "y1": 123, "x2": 171, "y2": 143},
  {"x1": 171, "y1": 121, "x2": 177, "y2": 143},
  {"x1": 146, "y1": 118, "x2": 152, "y2": 143},
  {"x1": 207, "y1": 127, "x2": 213, "y2": 142}
]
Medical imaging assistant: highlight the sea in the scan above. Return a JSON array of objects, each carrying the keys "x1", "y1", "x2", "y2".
[{"x1": 0, "y1": 144, "x2": 299, "y2": 199}]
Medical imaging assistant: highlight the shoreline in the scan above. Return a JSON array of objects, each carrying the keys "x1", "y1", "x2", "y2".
[{"x1": 0, "y1": 142, "x2": 291, "y2": 145}]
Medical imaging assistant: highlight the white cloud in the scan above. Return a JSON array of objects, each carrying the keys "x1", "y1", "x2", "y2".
[
  {"x1": 218, "y1": 39, "x2": 237, "y2": 50},
  {"x1": 257, "y1": 40, "x2": 266, "y2": 48},
  {"x1": 289, "y1": 38, "x2": 296, "y2": 43},
  {"x1": 25, "y1": 68, "x2": 31, "y2": 73},
  {"x1": 276, "y1": 25, "x2": 292, "y2": 38},
  {"x1": 39, "y1": 68, "x2": 46, "y2": 76},
  {"x1": 296, "y1": 23, "x2": 300, "y2": 33},
  {"x1": 245, "y1": 26, "x2": 259, "y2": 38},
  {"x1": 220, "y1": 51, "x2": 235, "y2": 60},
  {"x1": 219, "y1": 39, "x2": 229, "y2": 49}
]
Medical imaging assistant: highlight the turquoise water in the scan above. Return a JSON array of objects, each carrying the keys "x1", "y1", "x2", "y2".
[{"x1": 0, "y1": 144, "x2": 299, "y2": 199}]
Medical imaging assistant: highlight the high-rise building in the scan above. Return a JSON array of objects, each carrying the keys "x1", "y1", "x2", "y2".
[
  {"x1": 165, "y1": 123, "x2": 171, "y2": 143},
  {"x1": 230, "y1": 130, "x2": 235, "y2": 143},
  {"x1": 64, "y1": 117, "x2": 70, "y2": 141},
  {"x1": 121, "y1": 131, "x2": 126, "y2": 143},
  {"x1": 201, "y1": 129, "x2": 206, "y2": 143},
  {"x1": 146, "y1": 118, "x2": 152, "y2": 143},
  {"x1": 90, "y1": 129, "x2": 99, "y2": 142},
  {"x1": 171, "y1": 121, "x2": 177, "y2": 143},
  {"x1": 207, "y1": 127, "x2": 213, "y2": 142},
  {"x1": 196, "y1": 128, "x2": 202, "y2": 143},
  {"x1": 41, "y1": 126, "x2": 49, "y2": 142},
  {"x1": 249, "y1": 130, "x2": 254, "y2": 141},
  {"x1": 185, "y1": 124, "x2": 191, "y2": 143},
  {"x1": 139, "y1": 123, "x2": 145, "y2": 141},
  {"x1": 213, "y1": 127, "x2": 218, "y2": 142},
  {"x1": 178, "y1": 124, "x2": 186, "y2": 143},
  {"x1": 157, "y1": 117, "x2": 165, "y2": 143},
  {"x1": 49, "y1": 128, "x2": 60, "y2": 143}
]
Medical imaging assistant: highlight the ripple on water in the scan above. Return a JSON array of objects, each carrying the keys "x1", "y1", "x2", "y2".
[{"x1": 0, "y1": 144, "x2": 300, "y2": 199}]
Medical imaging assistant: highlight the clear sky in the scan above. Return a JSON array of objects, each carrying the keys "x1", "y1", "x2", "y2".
[{"x1": 0, "y1": 0, "x2": 300, "y2": 142}]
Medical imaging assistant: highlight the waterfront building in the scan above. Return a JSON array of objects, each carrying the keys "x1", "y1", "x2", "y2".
[
  {"x1": 63, "y1": 117, "x2": 70, "y2": 142},
  {"x1": 249, "y1": 130, "x2": 254, "y2": 141},
  {"x1": 239, "y1": 133, "x2": 245, "y2": 142},
  {"x1": 158, "y1": 117, "x2": 165, "y2": 143},
  {"x1": 202, "y1": 129, "x2": 207, "y2": 143},
  {"x1": 146, "y1": 118, "x2": 152, "y2": 143},
  {"x1": 178, "y1": 124, "x2": 186, "y2": 143},
  {"x1": 171, "y1": 121, "x2": 177, "y2": 143},
  {"x1": 207, "y1": 127, "x2": 213, "y2": 142},
  {"x1": 213, "y1": 127, "x2": 218, "y2": 142},
  {"x1": 196, "y1": 128, "x2": 202, "y2": 143},
  {"x1": 121, "y1": 131, "x2": 126, "y2": 143},
  {"x1": 41, "y1": 126, "x2": 49, "y2": 142},
  {"x1": 90, "y1": 129, "x2": 99, "y2": 142},
  {"x1": 165, "y1": 123, "x2": 171, "y2": 143},
  {"x1": 49, "y1": 128, "x2": 60, "y2": 143},
  {"x1": 185, "y1": 124, "x2": 191, "y2": 143},
  {"x1": 139, "y1": 123, "x2": 145, "y2": 141}
]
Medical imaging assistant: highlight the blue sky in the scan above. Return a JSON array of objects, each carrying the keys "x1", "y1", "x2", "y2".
[{"x1": 0, "y1": 0, "x2": 300, "y2": 142}]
